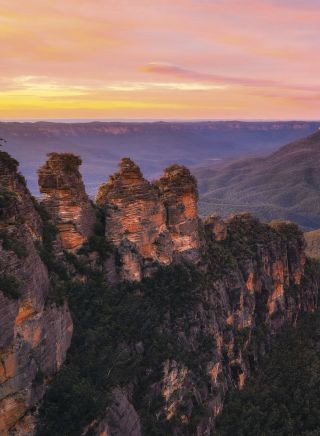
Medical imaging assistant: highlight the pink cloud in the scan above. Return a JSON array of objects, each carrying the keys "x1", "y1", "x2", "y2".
[{"x1": 141, "y1": 62, "x2": 320, "y2": 93}]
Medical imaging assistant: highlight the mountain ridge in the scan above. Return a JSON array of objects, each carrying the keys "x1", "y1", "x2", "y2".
[
  {"x1": 196, "y1": 130, "x2": 320, "y2": 229},
  {"x1": 1, "y1": 120, "x2": 319, "y2": 196}
]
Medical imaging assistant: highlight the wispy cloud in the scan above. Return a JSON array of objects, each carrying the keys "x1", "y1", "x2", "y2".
[
  {"x1": 141, "y1": 62, "x2": 320, "y2": 94},
  {"x1": 1, "y1": 0, "x2": 320, "y2": 119},
  {"x1": 141, "y1": 62, "x2": 279, "y2": 87}
]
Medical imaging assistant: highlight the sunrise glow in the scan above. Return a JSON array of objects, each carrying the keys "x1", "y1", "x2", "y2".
[{"x1": 1, "y1": 0, "x2": 319, "y2": 120}]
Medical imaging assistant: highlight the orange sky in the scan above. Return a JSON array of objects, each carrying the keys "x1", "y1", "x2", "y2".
[{"x1": 1, "y1": 0, "x2": 320, "y2": 120}]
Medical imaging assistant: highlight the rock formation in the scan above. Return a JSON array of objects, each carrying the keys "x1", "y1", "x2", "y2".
[
  {"x1": 96, "y1": 158, "x2": 201, "y2": 280},
  {"x1": 96, "y1": 158, "x2": 170, "y2": 280},
  {"x1": 83, "y1": 388, "x2": 142, "y2": 436},
  {"x1": 1, "y1": 150, "x2": 320, "y2": 435},
  {"x1": 38, "y1": 153, "x2": 96, "y2": 251},
  {"x1": 156, "y1": 164, "x2": 201, "y2": 260},
  {"x1": 0, "y1": 151, "x2": 73, "y2": 433},
  {"x1": 204, "y1": 214, "x2": 228, "y2": 241},
  {"x1": 145, "y1": 214, "x2": 316, "y2": 434}
]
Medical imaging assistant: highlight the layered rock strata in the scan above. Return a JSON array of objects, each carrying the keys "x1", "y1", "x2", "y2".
[
  {"x1": 96, "y1": 158, "x2": 201, "y2": 280},
  {"x1": 156, "y1": 164, "x2": 200, "y2": 255},
  {"x1": 38, "y1": 153, "x2": 96, "y2": 251},
  {"x1": 0, "y1": 151, "x2": 73, "y2": 434}
]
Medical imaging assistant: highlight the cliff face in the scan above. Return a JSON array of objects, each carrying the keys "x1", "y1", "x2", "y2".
[
  {"x1": 0, "y1": 152, "x2": 73, "y2": 434},
  {"x1": 92, "y1": 161, "x2": 319, "y2": 434},
  {"x1": 96, "y1": 158, "x2": 201, "y2": 281},
  {"x1": 1, "y1": 152, "x2": 320, "y2": 436},
  {"x1": 38, "y1": 153, "x2": 96, "y2": 251},
  {"x1": 80, "y1": 211, "x2": 319, "y2": 436},
  {"x1": 121, "y1": 215, "x2": 317, "y2": 435}
]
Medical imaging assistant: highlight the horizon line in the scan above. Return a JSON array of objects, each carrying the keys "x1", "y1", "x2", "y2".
[{"x1": 1, "y1": 118, "x2": 320, "y2": 124}]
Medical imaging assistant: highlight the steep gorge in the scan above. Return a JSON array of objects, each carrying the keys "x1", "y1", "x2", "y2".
[{"x1": 1, "y1": 150, "x2": 320, "y2": 435}]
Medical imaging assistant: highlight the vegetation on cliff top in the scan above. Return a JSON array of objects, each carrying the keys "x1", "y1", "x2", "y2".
[{"x1": 46, "y1": 152, "x2": 82, "y2": 173}]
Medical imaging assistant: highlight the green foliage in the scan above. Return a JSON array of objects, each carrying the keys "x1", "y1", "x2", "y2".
[
  {"x1": 47, "y1": 152, "x2": 82, "y2": 173},
  {"x1": 0, "y1": 151, "x2": 18, "y2": 171},
  {"x1": 37, "y1": 263, "x2": 216, "y2": 435},
  {"x1": 0, "y1": 273, "x2": 21, "y2": 299},
  {"x1": 0, "y1": 187, "x2": 16, "y2": 209},
  {"x1": 204, "y1": 238, "x2": 237, "y2": 280},
  {"x1": 216, "y1": 312, "x2": 320, "y2": 436},
  {"x1": 0, "y1": 229, "x2": 27, "y2": 258},
  {"x1": 77, "y1": 208, "x2": 112, "y2": 262},
  {"x1": 33, "y1": 198, "x2": 69, "y2": 305},
  {"x1": 18, "y1": 173, "x2": 27, "y2": 187},
  {"x1": 270, "y1": 220, "x2": 303, "y2": 243},
  {"x1": 225, "y1": 214, "x2": 278, "y2": 261}
]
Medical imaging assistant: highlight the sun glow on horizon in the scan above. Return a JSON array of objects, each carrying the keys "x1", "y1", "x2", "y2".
[{"x1": 1, "y1": 0, "x2": 319, "y2": 120}]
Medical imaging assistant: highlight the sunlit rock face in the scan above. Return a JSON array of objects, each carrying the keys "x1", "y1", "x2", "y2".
[
  {"x1": 96, "y1": 159, "x2": 201, "y2": 280},
  {"x1": 0, "y1": 151, "x2": 73, "y2": 434},
  {"x1": 96, "y1": 158, "x2": 171, "y2": 280},
  {"x1": 157, "y1": 164, "x2": 201, "y2": 261},
  {"x1": 38, "y1": 153, "x2": 96, "y2": 251}
]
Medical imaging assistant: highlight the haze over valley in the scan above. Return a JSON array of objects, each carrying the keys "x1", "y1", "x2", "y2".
[{"x1": 1, "y1": 120, "x2": 319, "y2": 197}]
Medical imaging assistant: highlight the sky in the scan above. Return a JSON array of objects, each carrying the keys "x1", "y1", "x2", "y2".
[{"x1": 1, "y1": 0, "x2": 320, "y2": 120}]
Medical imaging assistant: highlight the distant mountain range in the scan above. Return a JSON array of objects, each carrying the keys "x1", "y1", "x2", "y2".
[
  {"x1": 0, "y1": 120, "x2": 319, "y2": 196},
  {"x1": 196, "y1": 130, "x2": 320, "y2": 230}
]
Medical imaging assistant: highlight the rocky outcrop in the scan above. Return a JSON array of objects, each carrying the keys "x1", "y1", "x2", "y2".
[
  {"x1": 2, "y1": 151, "x2": 320, "y2": 436},
  {"x1": 83, "y1": 388, "x2": 142, "y2": 436},
  {"x1": 204, "y1": 215, "x2": 228, "y2": 241},
  {"x1": 96, "y1": 158, "x2": 170, "y2": 280},
  {"x1": 38, "y1": 153, "x2": 96, "y2": 251},
  {"x1": 96, "y1": 159, "x2": 200, "y2": 280},
  {"x1": 0, "y1": 151, "x2": 73, "y2": 434},
  {"x1": 157, "y1": 164, "x2": 201, "y2": 261}
]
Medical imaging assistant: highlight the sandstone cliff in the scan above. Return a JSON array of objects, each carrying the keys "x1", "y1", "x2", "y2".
[
  {"x1": 0, "y1": 151, "x2": 72, "y2": 434},
  {"x1": 96, "y1": 158, "x2": 201, "y2": 281},
  {"x1": 38, "y1": 158, "x2": 320, "y2": 436},
  {"x1": 38, "y1": 153, "x2": 96, "y2": 252},
  {"x1": 1, "y1": 152, "x2": 320, "y2": 436}
]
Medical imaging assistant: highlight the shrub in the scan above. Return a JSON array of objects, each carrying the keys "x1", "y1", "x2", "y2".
[
  {"x1": 0, "y1": 151, "x2": 18, "y2": 171},
  {"x1": 0, "y1": 230, "x2": 27, "y2": 258},
  {"x1": 0, "y1": 187, "x2": 16, "y2": 209},
  {"x1": 0, "y1": 273, "x2": 21, "y2": 299},
  {"x1": 77, "y1": 208, "x2": 112, "y2": 262}
]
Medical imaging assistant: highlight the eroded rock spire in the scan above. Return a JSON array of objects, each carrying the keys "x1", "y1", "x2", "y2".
[
  {"x1": 96, "y1": 158, "x2": 201, "y2": 280},
  {"x1": 38, "y1": 153, "x2": 96, "y2": 251}
]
